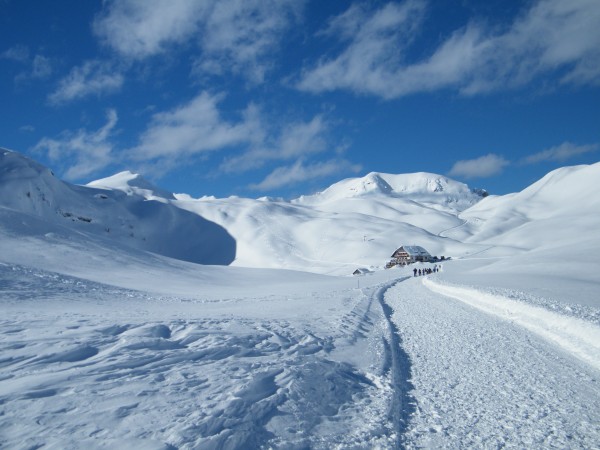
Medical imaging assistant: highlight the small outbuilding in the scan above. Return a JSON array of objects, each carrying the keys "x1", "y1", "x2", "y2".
[
  {"x1": 353, "y1": 268, "x2": 371, "y2": 276},
  {"x1": 390, "y1": 245, "x2": 433, "y2": 265}
]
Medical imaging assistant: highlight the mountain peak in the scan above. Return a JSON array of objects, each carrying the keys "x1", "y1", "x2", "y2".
[
  {"x1": 294, "y1": 171, "x2": 484, "y2": 211},
  {"x1": 0, "y1": 148, "x2": 56, "y2": 182},
  {"x1": 88, "y1": 171, "x2": 175, "y2": 200},
  {"x1": 345, "y1": 172, "x2": 393, "y2": 195}
]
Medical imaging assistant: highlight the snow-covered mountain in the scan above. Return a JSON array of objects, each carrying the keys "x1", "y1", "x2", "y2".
[
  {"x1": 3, "y1": 154, "x2": 480, "y2": 274},
  {"x1": 2, "y1": 148, "x2": 600, "y2": 449},
  {"x1": 163, "y1": 173, "x2": 488, "y2": 273},
  {"x1": 0, "y1": 149, "x2": 235, "y2": 265},
  {"x1": 2, "y1": 148, "x2": 599, "y2": 277},
  {"x1": 460, "y1": 162, "x2": 600, "y2": 245},
  {"x1": 295, "y1": 171, "x2": 485, "y2": 212},
  {"x1": 88, "y1": 170, "x2": 176, "y2": 200}
]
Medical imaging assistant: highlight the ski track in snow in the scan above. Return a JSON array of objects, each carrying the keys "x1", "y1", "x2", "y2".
[
  {"x1": 374, "y1": 278, "x2": 415, "y2": 447},
  {"x1": 0, "y1": 264, "x2": 411, "y2": 449},
  {"x1": 436, "y1": 218, "x2": 468, "y2": 238}
]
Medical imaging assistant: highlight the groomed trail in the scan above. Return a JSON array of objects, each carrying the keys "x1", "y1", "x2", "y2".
[{"x1": 384, "y1": 275, "x2": 600, "y2": 448}]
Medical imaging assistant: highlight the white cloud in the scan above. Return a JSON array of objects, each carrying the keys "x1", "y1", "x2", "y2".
[
  {"x1": 220, "y1": 115, "x2": 329, "y2": 173},
  {"x1": 203, "y1": 0, "x2": 303, "y2": 82},
  {"x1": 298, "y1": 0, "x2": 600, "y2": 98},
  {"x1": 49, "y1": 60, "x2": 124, "y2": 104},
  {"x1": 448, "y1": 154, "x2": 510, "y2": 179},
  {"x1": 521, "y1": 142, "x2": 599, "y2": 165},
  {"x1": 31, "y1": 55, "x2": 53, "y2": 79},
  {"x1": 1, "y1": 44, "x2": 30, "y2": 62},
  {"x1": 251, "y1": 159, "x2": 362, "y2": 191},
  {"x1": 2, "y1": 46, "x2": 54, "y2": 82},
  {"x1": 34, "y1": 110, "x2": 118, "y2": 180},
  {"x1": 19, "y1": 125, "x2": 35, "y2": 133},
  {"x1": 93, "y1": 0, "x2": 208, "y2": 59},
  {"x1": 127, "y1": 91, "x2": 263, "y2": 162},
  {"x1": 94, "y1": 0, "x2": 303, "y2": 82},
  {"x1": 126, "y1": 92, "x2": 346, "y2": 185},
  {"x1": 297, "y1": 1, "x2": 427, "y2": 98}
]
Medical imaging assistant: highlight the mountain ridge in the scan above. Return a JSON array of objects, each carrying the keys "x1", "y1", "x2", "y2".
[
  {"x1": 0, "y1": 150, "x2": 235, "y2": 265},
  {"x1": 2, "y1": 149, "x2": 599, "y2": 276}
]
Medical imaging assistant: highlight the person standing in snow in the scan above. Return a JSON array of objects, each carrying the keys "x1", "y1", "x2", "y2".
[{"x1": 413, "y1": 268, "x2": 417, "y2": 277}]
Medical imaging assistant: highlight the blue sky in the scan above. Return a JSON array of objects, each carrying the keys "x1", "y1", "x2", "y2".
[{"x1": 1, "y1": 0, "x2": 599, "y2": 199}]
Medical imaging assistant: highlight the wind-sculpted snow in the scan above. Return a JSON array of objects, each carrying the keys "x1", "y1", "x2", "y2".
[
  {"x1": 4, "y1": 259, "x2": 600, "y2": 447},
  {"x1": 0, "y1": 263, "x2": 411, "y2": 448}
]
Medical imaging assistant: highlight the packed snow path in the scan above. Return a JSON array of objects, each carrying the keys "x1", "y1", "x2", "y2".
[{"x1": 386, "y1": 276, "x2": 600, "y2": 448}]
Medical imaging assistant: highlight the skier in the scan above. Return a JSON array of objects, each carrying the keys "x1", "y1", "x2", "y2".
[{"x1": 413, "y1": 268, "x2": 417, "y2": 277}]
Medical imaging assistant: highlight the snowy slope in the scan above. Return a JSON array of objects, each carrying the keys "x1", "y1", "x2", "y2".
[
  {"x1": 0, "y1": 150, "x2": 235, "y2": 265},
  {"x1": 1, "y1": 150, "x2": 600, "y2": 448},
  {"x1": 4, "y1": 150, "x2": 489, "y2": 274},
  {"x1": 168, "y1": 173, "x2": 488, "y2": 274},
  {"x1": 172, "y1": 195, "x2": 469, "y2": 274},
  {"x1": 1, "y1": 222, "x2": 599, "y2": 448},
  {"x1": 2, "y1": 148, "x2": 599, "y2": 283},
  {"x1": 460, "y1": 162, "x2": 600, "y2": 246}
]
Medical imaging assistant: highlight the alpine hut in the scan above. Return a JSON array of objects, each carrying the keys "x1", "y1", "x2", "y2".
[{"x1": 390, "y1": 246, "x2": 433, "y2": 265}]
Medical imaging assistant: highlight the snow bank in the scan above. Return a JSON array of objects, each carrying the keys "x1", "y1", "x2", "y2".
[{"x1": 423, "y1": 278, "x2": 600, "y2": 371}]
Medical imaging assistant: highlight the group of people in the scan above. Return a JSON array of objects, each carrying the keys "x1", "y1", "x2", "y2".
[{"x1": 413, "y1": 265, "x2": 440, "y2": 277}]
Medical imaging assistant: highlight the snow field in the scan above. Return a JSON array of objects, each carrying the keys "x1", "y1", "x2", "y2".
[
  {"x1": 0, "y1": 263, "x2": 410, "y2": 449},
  {"x1": 2, "y1": 151, "x2": 600, "y2": 447}
]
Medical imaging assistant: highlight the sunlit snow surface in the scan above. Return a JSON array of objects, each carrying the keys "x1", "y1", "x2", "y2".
[{"x1": 1, "y1": 151, "x2": 600, "y2": 448}]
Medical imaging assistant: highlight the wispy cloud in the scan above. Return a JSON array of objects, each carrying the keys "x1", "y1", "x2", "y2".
[
  {"x1": 220, "y1": 115, "x2": 329, "y2": 173},
  {"x1": 251, "y1": 158, "x2": 362, "y2": 191},
  {"x1": 521, "y1": 142, "x2": 599, "y2": 165},
  {"x1": 34, "y1": 110, "x2": 118, "y2": 180},
  {"x1": 449, "y1": 153, "x2": 510, "y2": 179},
  {"x1": 297, "y1": 1, "x2": 427, "y2": 98},
  {"x1": 195, "y1": 0, "x2": 304, "y2": 83},
  {"x1": 93, "y1": 0, "x2": 208, "y2": 59},
  {"x1": 30, "y1": 55, "x2": 53, "y2": 79},
  {"x1": 2, "y1": 45, "x2": 54, "y2": 82},
  {"x1": 126, "y1": 91, "x2": 263, "y2": 164},
  {"x1": 94, "y1": 0, "x2": 303, "y2": 82},
  {"x1": 298, "y1": 0, "x2": 600, "y2": 98},
  {"x1": 19, "y1": 125, "x2": 35, "y2": 133},
  {"x1": 127, "y1": 93, "x2": 354, "y2": 189},
  {"x1": 48, "y1": 60, "x2": 123, "y2": 105},
  {"x1": 1, "y1": 44, "x2": 30, "y2": 63}
]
